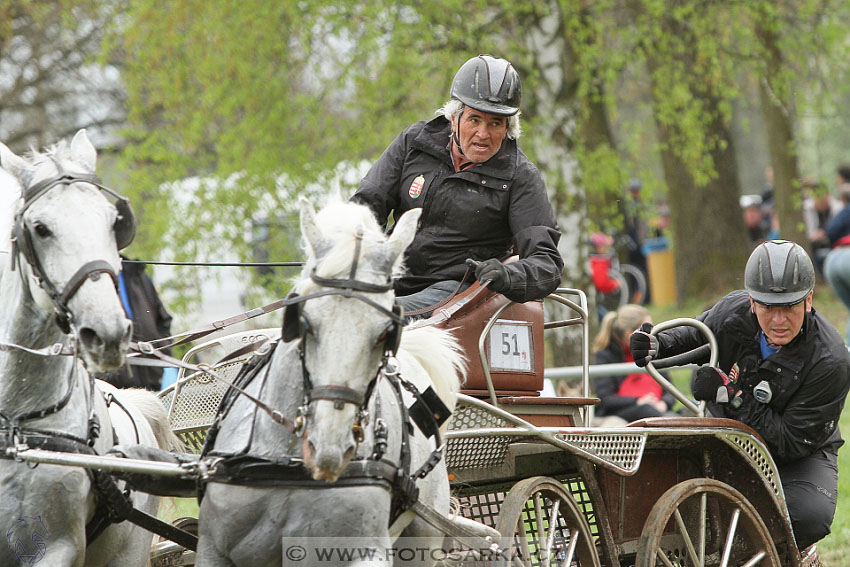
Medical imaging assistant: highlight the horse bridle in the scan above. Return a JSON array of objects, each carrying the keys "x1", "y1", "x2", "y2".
[
  {"x1": 282, "y1": 233, "x2": 404, "y2": 438},
  {"x1": 10, "y1": 162, "x2": 135, "y2": 333}
]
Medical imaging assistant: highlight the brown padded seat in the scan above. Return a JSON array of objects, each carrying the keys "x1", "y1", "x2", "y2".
[
  {"x1": 627, "y1": 416, "x2": 766, "y2": 444},
  {"x1": 408, "y1": 274, "x2": 544, "y2": 396}
]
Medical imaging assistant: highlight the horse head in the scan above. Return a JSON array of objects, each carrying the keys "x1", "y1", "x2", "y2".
[
  {"x1": 293, "y1": 198, "x2": 420, "y2": 481},
  {"x1": 0, "y1": 130, "x2": 133, "y2": 372}
]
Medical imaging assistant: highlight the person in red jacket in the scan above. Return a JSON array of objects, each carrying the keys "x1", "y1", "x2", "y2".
[{"x1": 592, "y1": 304, "x2": 676, "y2": 421}]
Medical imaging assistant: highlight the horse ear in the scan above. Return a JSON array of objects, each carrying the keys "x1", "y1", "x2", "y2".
[
  {"x1": 0, "y1": 142, "x2": 30, "y2": 182},
  {"x1": 386, "y1": 207, "x2": 422, "y2": 260},
  {"x1": 299, "y1": 196, "x2": 327, "y2": 258},
  {"x1": 70, "y1": 129, "x2": 97, "y2": 172}
]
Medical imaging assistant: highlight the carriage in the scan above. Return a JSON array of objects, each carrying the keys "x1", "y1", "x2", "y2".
[
  {"x1": 146, "y1": 281, "x2": 820, "y2": 567},
  {"x1": 0, "y1": 137, "x2": 822, "y2": 567}
]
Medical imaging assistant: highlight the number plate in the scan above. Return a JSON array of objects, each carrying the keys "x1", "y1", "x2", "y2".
[{"x1": 487, "y1": 320, "x2": 533, "y2": 372}]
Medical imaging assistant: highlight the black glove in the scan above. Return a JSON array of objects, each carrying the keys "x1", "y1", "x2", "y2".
[
  {"x1": 693, "y1": 366, "x2": 738, "y2": 403},
  {"x1": 469, "y1": 258, "x2": 511, "y2": 293},
  {"x1": 629, "y1": 322, "x2": 658, "y2": 367}
]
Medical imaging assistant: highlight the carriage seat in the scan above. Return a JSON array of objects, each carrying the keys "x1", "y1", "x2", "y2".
[
  {"x1": 407, "y1": 259, "x2": 544, "y2": 398},
  {"x1": 627, "y1": 416, "x2": 766, "y2": 445}
]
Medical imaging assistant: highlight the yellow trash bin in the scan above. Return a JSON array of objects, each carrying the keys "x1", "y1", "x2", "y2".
[{"x1": 644, "y1": 238, "x2": 677, "y2": 307}]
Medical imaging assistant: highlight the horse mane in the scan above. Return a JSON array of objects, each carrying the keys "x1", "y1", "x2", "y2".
[
  {"x1": 296, "y1": 200, "x2": 404, "y2": 294},
  {"x1": 400, "y1": 326, "x2": 466, "y2": 415}
]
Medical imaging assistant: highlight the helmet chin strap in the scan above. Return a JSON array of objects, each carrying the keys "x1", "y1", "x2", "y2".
[{"x1": 452, "y1": 107, "x2": 466, "y2": 157}]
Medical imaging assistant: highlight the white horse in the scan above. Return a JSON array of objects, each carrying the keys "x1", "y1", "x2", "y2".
[
  {"x1": 195, "y1": 199, "x2": 466, "y2": 566},
  {"x1": 0, "y1": 130, "x2": 178, "y2": 567}
]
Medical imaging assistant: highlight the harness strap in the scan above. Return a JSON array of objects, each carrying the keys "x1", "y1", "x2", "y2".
[
  {"x1": 128, "y1": 341, "x2": 296, "y2": 434},
  {"x1": 58, "y1": 260, "x2": 117, "y2": 307},
  {"x1": 206, "y1": 455, "x2": 399, "y2": 489},
  {"x1": 310, "y1": 385, "x2": 365, "y2": 407},
  {"x1": 0, "y1": 358, "x2": 77, "y2": 428}
]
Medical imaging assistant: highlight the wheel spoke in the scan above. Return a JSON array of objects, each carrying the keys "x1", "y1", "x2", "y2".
[
  {"x1": 741, "y1": 551, "x2": 767, "y2": 567},
  {"x1": 720, "y1": 508, "x2": 741, "y2": 567},
  {"x1": 560, "y1": 530, "x2": 579, "y2": 567},
  {"x1": 542, "y1": 499, "x2": 560, "y2": 567},
  {"x1": 673, "y1": 507, "x2": 701, "y2": 566},
  {"x1": 655, "y1": 548, "x2": 677, "y2": 567},
  {"x1": 698, "y1": 492, "x2": 706, "y2": 566}
]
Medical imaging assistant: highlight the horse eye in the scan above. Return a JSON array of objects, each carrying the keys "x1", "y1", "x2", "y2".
[{"x1": 33, "y1": 222, "x2": 52, "y2": 238}]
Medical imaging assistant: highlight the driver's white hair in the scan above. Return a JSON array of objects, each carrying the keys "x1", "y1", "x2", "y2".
[{"x1": 436, "y1": 99, "x2": 522, "y2": 140}]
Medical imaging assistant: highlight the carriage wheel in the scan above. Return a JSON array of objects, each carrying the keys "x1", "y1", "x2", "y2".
[
  {"x1": 495, "y1": 476, "x2": 600, "y2": 567},
  {"x1": 149, "y1": 517, "x2": 197, "y2": 567},
  {"x1": 634, "y1": 479, "x2": 780, "y2": 567}
]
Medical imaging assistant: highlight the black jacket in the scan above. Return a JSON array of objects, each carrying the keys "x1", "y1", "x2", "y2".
[
  {"x1": 593, "y1": 342, "x2": 676, "y2": 417},
  {"x1": 352, "y1": 116, "x2": 563, "y2": 303},
  {"x1": 98, "y1": 260, "x2": 173, "y2": 390},
  {"x1": 655, "y1": 290, "x2": 850, "y2": 463}
]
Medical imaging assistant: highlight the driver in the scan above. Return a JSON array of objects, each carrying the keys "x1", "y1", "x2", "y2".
[
  {"x1": 351, "y1": 54, "x2": 563, "y2": 317},
  {"x1": 630, "y1": 240, "x2": 850, "y2": 551}
]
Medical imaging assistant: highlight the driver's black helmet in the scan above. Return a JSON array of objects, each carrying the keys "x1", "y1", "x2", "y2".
[
  {"x1": 745, "y1": 240, "x2": 815, "y2": 306},
  {"x1": 450, "y1": 55, "x2": 521, "y2": 116}
]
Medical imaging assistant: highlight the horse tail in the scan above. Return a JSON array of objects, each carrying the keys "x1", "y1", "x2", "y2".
[
  {"x1": 114, "y1": 388, "x2": 185, "y2": 451},
  {"x1": 400, "y1": 325, "x2": 466, "y2": 415}
]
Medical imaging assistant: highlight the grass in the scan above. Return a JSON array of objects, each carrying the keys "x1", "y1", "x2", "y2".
[{"x1": 648, "y1": 283, "x2": 850, "y2": 563}]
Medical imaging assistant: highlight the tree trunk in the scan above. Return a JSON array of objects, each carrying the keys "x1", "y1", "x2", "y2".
[
  {"x1": 646, "y1": 39, "x2": 751, "y2": 303},
  {"x1": 757, "y1": 21, "x2": 805, "y2": 246},
  {"x1": 519, "y1": 5, "x2": 593, "y2": 371}
]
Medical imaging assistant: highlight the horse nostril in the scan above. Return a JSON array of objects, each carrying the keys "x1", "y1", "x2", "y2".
[{"x1": 77, "y1": 327, "x2": 103, "y2": 351}]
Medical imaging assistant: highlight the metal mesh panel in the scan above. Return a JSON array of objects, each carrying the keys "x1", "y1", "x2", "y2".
[
  {"x1": 554, "y1": 431, "x2": 646, "y2": 474},
  {"x1": 563, "y1": 474, "x2": 599, "y2": 539},
  {"x1": 725, "y1": 433, "x2": 781, "y2": 499},
  {"x1": 159, "y1": 358, "x2": 251, "y2": 453},
  {"x1": 448, "y1": 402, "x2": 510, "y2": 430},
  {"x1": 446, "y1": 436, "x2": 514, "y2": 470},
  {"x1": 456, "y1": 490, "x2": 506, "y2": 528},
  {"x1": 446, "y1": 401, "x2": 513, "y2": 470}
]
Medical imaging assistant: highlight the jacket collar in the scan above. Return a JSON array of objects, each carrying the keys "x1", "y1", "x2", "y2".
[{"x1": 412, "y1": 116, "x2": 517, "y2": 181}]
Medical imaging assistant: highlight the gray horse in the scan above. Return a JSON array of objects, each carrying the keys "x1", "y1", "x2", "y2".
[
  {"x1": 196, "y1": 199, "x2": 465, "y2": 566},
  {"x1": 0, "y1": 131, "x2": 177, "y2": 567}
]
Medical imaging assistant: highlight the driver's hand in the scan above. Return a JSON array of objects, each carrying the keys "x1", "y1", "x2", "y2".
[
  {"x1": 468, "y1": 258, "x2": 511, "y2": 293},
  {"x1": 629, "y1": 322, "x2": 659, "y2": 367}
]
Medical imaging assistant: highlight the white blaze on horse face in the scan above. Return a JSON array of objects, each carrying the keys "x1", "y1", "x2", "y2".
[{"x1": 300, "y1": 294, "x2": 392, "y2": 481}]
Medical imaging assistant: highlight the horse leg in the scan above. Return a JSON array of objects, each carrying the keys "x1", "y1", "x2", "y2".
[{"x1": 195, "y1": 538, "x2": 237, "y2": 567}]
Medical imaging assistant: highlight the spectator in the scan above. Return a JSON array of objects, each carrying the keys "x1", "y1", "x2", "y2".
[
  {"x1": 836, "y1": 164, "x2": 850, "y2": 186},
  {"x1": 589, "y1": 232, "x2": 621, "y2": 322},
  {"x1": 622, "y1": 178, "x2": 651, "y2": 303},
  {"x1": 97, "y1": 257, "x2": 175, "y2": 390},
  {"x1": 801, "y1": 178, "x2": 841, "y2": 275},
  {"x1": 740, "y1": 194, "x2": 770, "y2": 249},
  {"x1": 823, "y1": 184, "x2": 850, "y2": 342},
  {"x1": 630, "y1": 240, "x2": 850, "y2": 550},
  {"x1": 592, "y1": 304, "x2": 676, "y2": 422},
  {"x1": 351, "y1": 55, "x2": 562, "y2": 318}
]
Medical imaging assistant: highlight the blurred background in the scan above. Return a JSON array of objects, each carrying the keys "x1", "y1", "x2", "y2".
[{"x1": 4, "y1": 0, "x2": 850, "y2": 560}]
